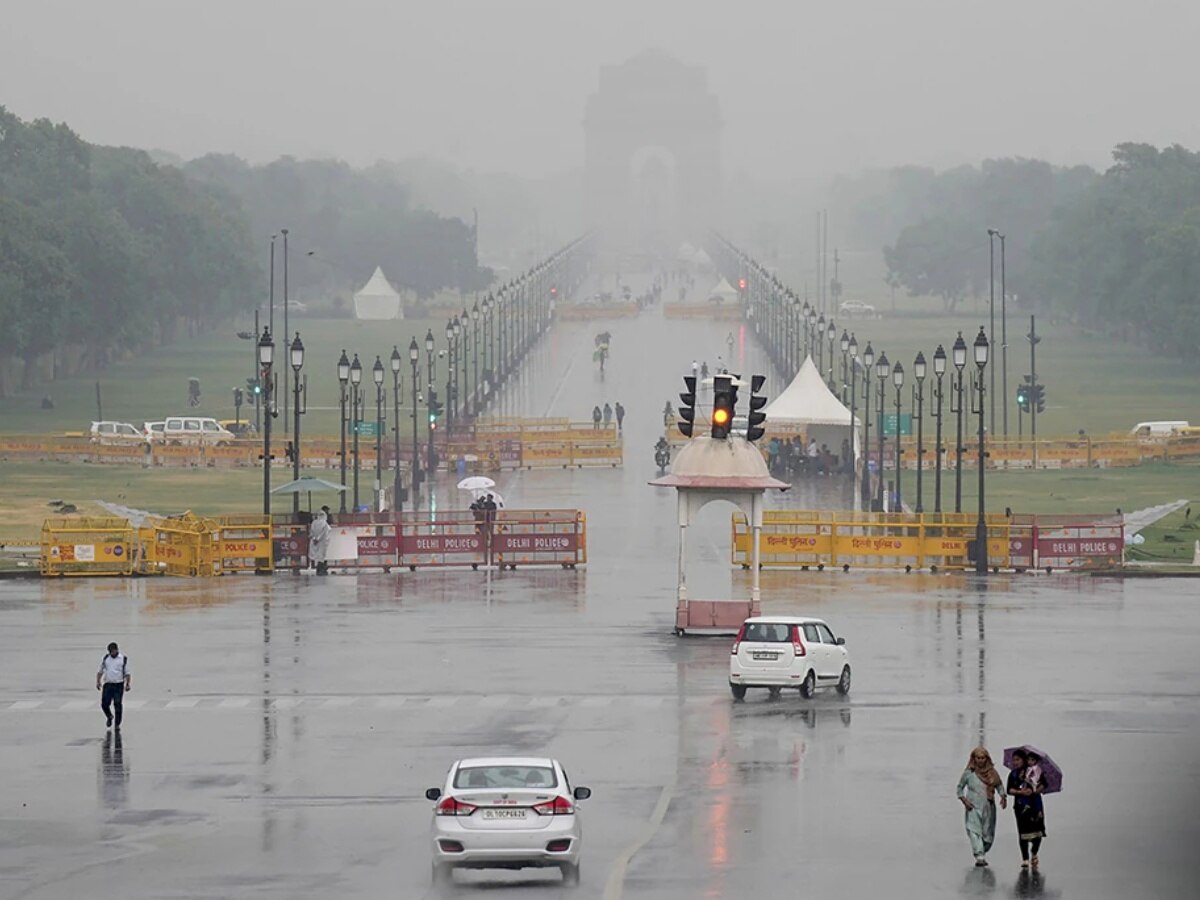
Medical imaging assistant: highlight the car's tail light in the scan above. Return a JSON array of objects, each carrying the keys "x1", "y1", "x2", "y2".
[
  {"x1": 792, "y1": 626, "x2": 807, "y2": 657},
  {"x1": 546, "y1": 839, "x2": 572, "y2": 852},
  {"x1": 731, "y1": 623, "x2": 746, "y2": 655},
  {"x1": 438, "y1": 840, "x2": 464, "y2": 853},
  {"x1": 436, "y1": 796, "x2": 478, "y2": 816},
  {"x1": 532, "y1": 796, "x2": 575, "y2": 816}
]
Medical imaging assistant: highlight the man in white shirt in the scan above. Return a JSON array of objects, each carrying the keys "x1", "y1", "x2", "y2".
[{"x1": 95, "y1": 642, "x2": 131, "y2": 729}]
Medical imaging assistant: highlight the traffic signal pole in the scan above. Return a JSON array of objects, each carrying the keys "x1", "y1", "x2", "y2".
[{"x1": 1029, "y1": 315, "x2": 1039, "y2": 468}]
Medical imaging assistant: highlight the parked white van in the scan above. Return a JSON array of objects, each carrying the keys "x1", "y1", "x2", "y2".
[
  {"x1": 159, "y1": 416, "x2": 236, "y2": 445},
  {"x1": 1130, "y1": 421, "x2": 1190, "y2": 438}
]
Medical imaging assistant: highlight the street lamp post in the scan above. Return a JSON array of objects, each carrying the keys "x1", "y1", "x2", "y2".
[
  {"x1": 932, "y1": 345, "x2": 947, "y2": 514},
  {"x1": 372, "y1": 356, "x2": 384, "y2": 512},
  {"x1": 816, "y1": 314, "x2": 826, "y2": 372},
  {"x1": 445, "y1": 318, "x2": 456, "y2": 428},
  {"x1": 471, "y1": 300, "x2": 480, "y2": 415},
  {"x1": 847, "y1": 333, "x2": 858, "y2": 482},
  {"x1": 258, "y1": 327, "x2": 275, "y2": 517},
  {"x1": 826, "y1": 318, "x2": 837, "y2": 392},
  {"x1": 409, "y1": 338, "x2": 420, "y2": 502},
  {"x1": 289, "y1": 332, "x2": 305, "y2": 514},
  {"x1": 972, "y1": 327, "x2": 990, "y2": 574},
  {"x1": 281, "y1": 228, "x2": 290, "y2": 435},
  {"x1": 390, "y1": 346, "x2": 404, "y2": 519},
  {"x1": 875, "y1": 352, "x2": 889, "y2": 511},
  {"x1": 951, "y1": 331, "x2": 968, "y2": 513},
  {"x1": 893, "y1": 360, "x2": 904, "y2": 511},
  {"x1": 913, "y1": 351, "x2": 927, "y2": 514},
  {"x1": 839, "y1": 330, "x2": 850, "y2": 406},
  {"x1": 349, "y1": 354, "x2": 362, "y2": 512},
  {"x1": 860, "y1": 342, "x2": 874, "y2": 509},
  {"x1": 987, "y1": 228, "x2": 998, "y2": 437},
  {"x1": 453, "y1": 315, "x2": 463, "y2": 420},
  {"x1": 999, "y1": 232, "x2": 1008, "y2": 438},
  {"x1": 425, "y1": 329, "x2": 436, "y2": 482},
  {"x1": 458, "y1": 309, "x2": 468, "y2": 418},
  {"x1": 337, "y1": 350, "x2": 350, "y2": 513}
]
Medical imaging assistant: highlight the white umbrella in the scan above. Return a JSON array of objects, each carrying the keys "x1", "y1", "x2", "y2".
[{"x1": 457, "y1": 476, "x2": 496, "y2": 491}]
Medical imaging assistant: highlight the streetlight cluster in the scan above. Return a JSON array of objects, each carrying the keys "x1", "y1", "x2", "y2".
[{"x1": 709, "y1": 233, "x2": 997, "y2": 574}]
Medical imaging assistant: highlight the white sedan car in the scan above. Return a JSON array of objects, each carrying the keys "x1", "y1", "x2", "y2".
[{"x1": 426, "y1": 757, "x2": 591, "y2": 885}]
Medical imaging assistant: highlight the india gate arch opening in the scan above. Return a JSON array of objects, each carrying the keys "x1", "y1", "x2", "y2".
[{"x1": 584, "y1": 50, "x2": 722, "y2": 259}]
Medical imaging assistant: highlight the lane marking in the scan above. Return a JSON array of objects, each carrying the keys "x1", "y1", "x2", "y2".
[{"x1": 602, "y1": 774, "x2": 676, "y2": 900}]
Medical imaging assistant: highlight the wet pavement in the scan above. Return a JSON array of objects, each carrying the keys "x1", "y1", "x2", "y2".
[{"x1": 4, "y1": 298, "x2": 1200, "y2": 898}]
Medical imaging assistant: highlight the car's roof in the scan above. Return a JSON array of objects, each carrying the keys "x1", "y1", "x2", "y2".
[
  {"x1": 455, "y1": 757, "x2": 556, "y2": 769},
  {"x1": 744, "y1": 616, "x2": 827, "y2": 625}
]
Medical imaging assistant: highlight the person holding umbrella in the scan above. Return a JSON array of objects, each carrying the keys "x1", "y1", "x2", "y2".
[
  {"x1": 957, "y1": 746, "x2": 1007, "y2": 867},
  {"x1": 1005, "y1": 745, "x2": 1059, "y2": 869}
]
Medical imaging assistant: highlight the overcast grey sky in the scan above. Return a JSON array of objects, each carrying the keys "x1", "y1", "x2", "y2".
[{"x1": 3, "y1": 0, "x2": 1198, "y2": 180}]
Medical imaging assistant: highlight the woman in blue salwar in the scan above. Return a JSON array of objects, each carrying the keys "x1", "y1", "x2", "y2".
[{"x1": 957, "y1": 746, "x2": 1007, "y2": 866}]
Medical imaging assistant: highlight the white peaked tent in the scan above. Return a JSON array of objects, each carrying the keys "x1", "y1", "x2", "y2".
[
  {"x1": 763, "y1": 355, "x2": 860, "y2": 459},
  {"x1": 353, "y1": 267, "x2": 403, "y2": 320},
  {"x1": 709, "y1": 277, "x2": 739, "y2": 304}
]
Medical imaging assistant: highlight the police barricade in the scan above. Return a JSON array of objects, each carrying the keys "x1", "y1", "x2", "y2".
[
  {"x1": 558, "y1": 303, "x2": 639, "y2": 319},
  {"x1": 1021, "y1": 515, "x2": 1124, "y2": 571},
  {"x1": 663, "y1": 303, "x2": 743, "y2": 320},
  {"x1": 142, "y1": 513, "x2": 221, "y2": 577},
  {"x1": 521, "y1": 441, "x2": 573, "y2": 469},
  {"x1": 41, "y1": 518, "x2": 136, "y2": 577},
  {"x1": 399, "y1": 509, "x2": 586, "y2": 570},
  {"x1": 732, "y1": 511, "x2": 1022, "y2": 572},
  {"x1": 271, "y1": 513, "x2": 401, "y2": 573},
  {"x1": 217, "y1": 515, "x2": 274, "y2": 573},
  {"x1": 570, "y1": 441, "x2": 623, "y2": 468}
]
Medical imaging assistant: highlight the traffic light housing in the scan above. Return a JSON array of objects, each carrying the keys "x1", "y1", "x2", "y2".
[
  {"x1": 233, "y1": 387, "x2": 244, "y2": 409},
  {"x1": 737, "y1": 277, "x2": 747, "y2": 292},
  {"x1": 246, "y1": 377, "x2": 261, "y2": 397},
  {"x1": 678, "y1": 375, "x2": 697, "y2": 438},
  {"x1": 747, "y1": 374, "x2": 767, "y2": 442},
  {"x1": 1033, "y1": 383, "x2": 1046, "y2": 414},
  {"x1": 428, "y1": 389, "x2": 444, "y2": 428},
  {"x1": 1016, "y1": 384, "x2": 1030, "y2": 413},
  {"x1": 712, "y1": 375, "x2": 735, "y2": 440}
]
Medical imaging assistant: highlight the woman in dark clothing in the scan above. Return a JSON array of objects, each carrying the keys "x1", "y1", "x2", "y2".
[{"x1": 1006, "y1": 749, "x2": 1047, "y2": 868}]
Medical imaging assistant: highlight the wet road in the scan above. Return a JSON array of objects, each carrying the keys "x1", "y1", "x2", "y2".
[{"x1": 4, "y1": 298, "x2": 1200, "y2": 899}]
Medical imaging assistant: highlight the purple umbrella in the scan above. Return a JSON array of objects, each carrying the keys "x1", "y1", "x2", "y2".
[{"x1": 1003, "y1": 745, "x2": 1063, "y2": 794}]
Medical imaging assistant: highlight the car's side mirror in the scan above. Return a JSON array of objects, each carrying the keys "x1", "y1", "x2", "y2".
[
  {"x1": 835, "y1": 637, "x2": 846, "y2": 645},
  {"x1": 573, "y1": 786, "x2": 592, "y2": 800},
  {"x1": 425, "y1": 788, "x2": 442, "y2": 801}
]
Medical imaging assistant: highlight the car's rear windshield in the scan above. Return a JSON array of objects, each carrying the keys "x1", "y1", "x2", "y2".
[
  {"x1": 743, "y1": 622, "x2": 794, "y2": 642},
  {"x1": 454, "y1": 765, "x2": 558, "y2": 790}
]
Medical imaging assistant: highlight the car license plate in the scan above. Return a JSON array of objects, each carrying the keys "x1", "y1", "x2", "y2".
[
  {"x1": 482, "y1": 808, "x2": 526, "y2": 820},
  {"x1": 752, "y1": 652, "x2": 777, "y2": 660}
]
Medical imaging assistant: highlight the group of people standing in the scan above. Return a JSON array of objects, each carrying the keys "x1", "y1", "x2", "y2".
[
  {"x1": 591, "y1": 402, "x2": 625, "y2": 431},
  {"x1": 766, "y1": 436, "x2": 853, "y2": 479},
  {"x1": 957, "y1": 746, "x2": 1049, "y2": 869}
]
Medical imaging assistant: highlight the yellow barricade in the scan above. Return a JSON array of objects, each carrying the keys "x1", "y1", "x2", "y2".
[
  {"x1": 143, "y1": 513, "x2": 221, "y2": 577},
  {"x1": 570, "y1": 442, "x2": 623, "y2": 467},
  {"x1": 732, "y1": 511, "x2": 1016, "y2": 571},
  {"x1": 216, "y1": 515, "x2": 274, "y2": 573},
  {"x1": 41, "y1": 518, "x2": 136, "y2": 577},
  {"x1": 521, "y1": 441, "x2": 572, "y2": 468},
  {"x1": 558, "y1": 304, "x2": 639, "y2": 319},
  {"x1": 663, "y1": 304, "x2": 744, "y2": 319}
]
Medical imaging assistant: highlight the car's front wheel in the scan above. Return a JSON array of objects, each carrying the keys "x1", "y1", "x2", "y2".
[
  {"x1": 799, "y1": 669, "x2": 816, "y2": 699},
  {"x1": 432, "y1": 862, "x2": 452, "y2": 885},
  {"x1": 560, "y1": 861, "x2": 581, "y2": 885},
  {"x1": 729, "y1": 682, "x2": 746, "y2": 700},
  {"x1": 836, "y1": 665, "x2": 852, "y2": 695}
]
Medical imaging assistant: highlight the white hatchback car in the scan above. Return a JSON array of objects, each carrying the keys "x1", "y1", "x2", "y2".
[
  {"x1": 426, "y1": 757, "x2": 591, "y2": 885},
  {"x1": 729, "y1": 616, "x2": 851, "y2": 699}
]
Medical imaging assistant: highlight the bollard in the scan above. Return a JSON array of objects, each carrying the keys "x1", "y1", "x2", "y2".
[{"x1": 1193, "y1": 540, "x2": 1200, "y2": 567}]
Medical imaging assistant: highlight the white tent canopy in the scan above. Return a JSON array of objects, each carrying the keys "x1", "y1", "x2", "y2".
[
  {"x1": 763, "y1": 356, "x2": 860, "y2": 458},
  {"x1": 353, "y1": 266, "x2": 403, "y2": 320},
  {"x1": 709, "y1": 277, "x2": 739, "y2": 303}
]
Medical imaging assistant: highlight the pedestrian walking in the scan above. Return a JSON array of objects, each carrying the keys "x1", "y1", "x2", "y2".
[
  {"x1": 957, "y1": 746, "x2": 1007, "y2": 867},
  {"x1": 309, "y1": 505, "x2": 331, "y2": 575},
  {"x1": 663, "y1": 401, "x2": 674, "y2": 426},
  {"x1": 1005, "y1": 749, "x2": 1047, "y2": 869},
  {"x1": 700, "y1": 361, "x2": 709, "y2": 380},
  {"x1": 615, "y1": 402, "x2": 625, "y2": 431},
  {"x1": 603, "y1": 403, "x2": 613, "y2": 427},
  {"x1": 691, "y1": 360, "x2": 699, "y2": 379},
  {"x1": 96, "y1": 642, "x2": 131, "y2": 729},
  {"x1": 592, "y1": 405, "x2": 602, "y2": 430}
]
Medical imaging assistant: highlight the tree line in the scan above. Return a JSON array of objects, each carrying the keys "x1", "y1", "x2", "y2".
[
  {"x1": 0, "y1": 108, "x2": 491, "y2": 396},
  {"x1": 844, "y1": 144, "x2": 1200, "y2": 361}
]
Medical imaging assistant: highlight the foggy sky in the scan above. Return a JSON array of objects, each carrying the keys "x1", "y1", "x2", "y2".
[{"x1": 4, "y1": 0, "x2": 1199, "y2": 180}]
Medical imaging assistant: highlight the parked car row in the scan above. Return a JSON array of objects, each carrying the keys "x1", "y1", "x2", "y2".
[{"x1": 88, "y1": 416, "x2": 246, "y2": 446}]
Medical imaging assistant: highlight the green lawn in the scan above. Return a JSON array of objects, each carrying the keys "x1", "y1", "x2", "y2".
[
  {"x1": 0, "y1": 314, "x2": 464, "y2": 437},
  {"x1": 1126, "y1": 503, "x2": 1200, "y2": 563}
]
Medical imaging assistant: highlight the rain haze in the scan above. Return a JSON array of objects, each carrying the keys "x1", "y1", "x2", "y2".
[
  {"x1": 3, "y1": 1, "x2": 1200, "y2": 899},
  {"x1": 3, "y1": 0, "x2": 1200, "y2": 179}
]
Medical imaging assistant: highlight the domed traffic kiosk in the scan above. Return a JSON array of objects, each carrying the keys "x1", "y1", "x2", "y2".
[{"x1": 650, "y1": 432, "x2": 788, "y2": 635}]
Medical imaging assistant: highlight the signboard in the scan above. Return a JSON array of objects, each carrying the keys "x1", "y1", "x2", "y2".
[
  {"x1": 273, "y1": 535, "x2": 309, "y2": 558},
  {"x1": 221, "y1": 539, "x2": 269, "y2": 557},
  {"x1": 357, "y1": 534, "x2": 398, "y2": 555},
  {"x1": 882, "y1": 413, "x2": 913, "y2": 436},
  {"x1": 493, "y1": 533, "x2": 579, "y2": 553},
  {"x1": 1036, "y1": 537, "x2": 1122, "y2": 558},
  {"x1": 400, "y1": 533, "x2": 484, "y2": 555},
  {"x1": 354, "y1": 421, "x2": 379, "y2": 438}
]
